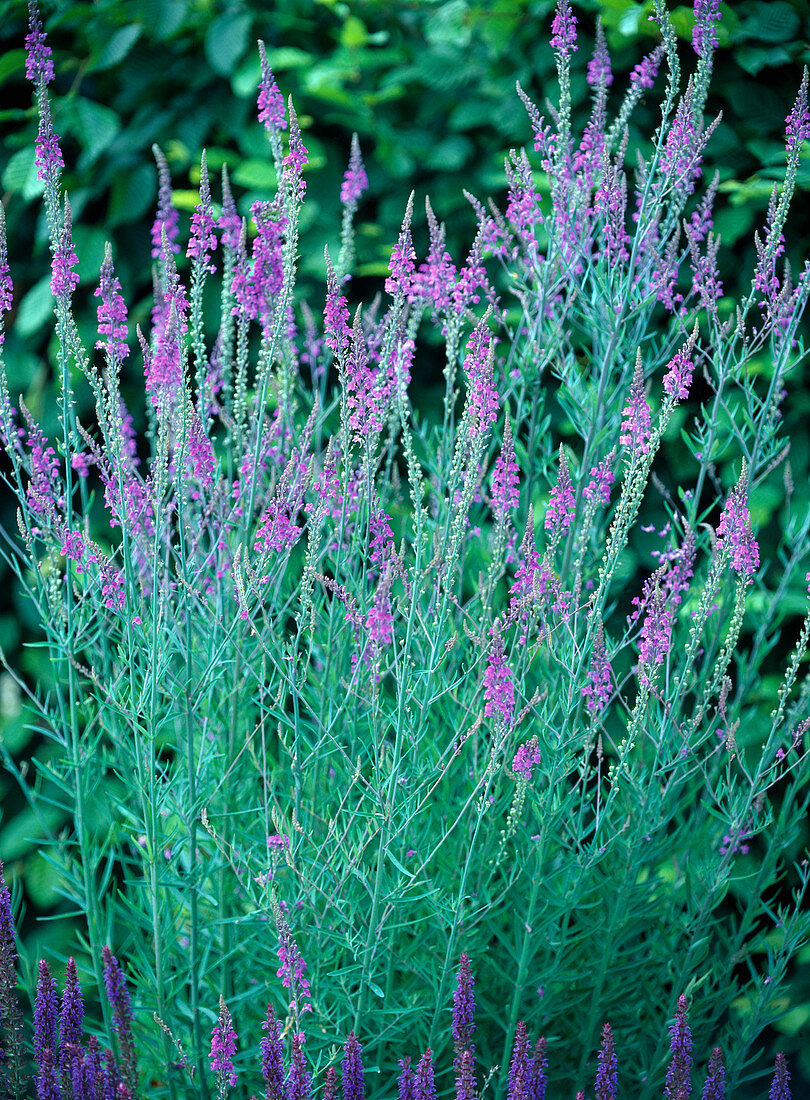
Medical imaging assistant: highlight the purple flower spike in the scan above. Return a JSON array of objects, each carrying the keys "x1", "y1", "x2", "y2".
[
  {"x1": 483, "y1": 626, "x2": 515, "y2": 728},
  {"x1": 550, "y1": 0, "x2": 577, "y2": 57},
  {"x1": 587, "y1": 21, "x2": 612, "y2": 89},
  {"x1": 274, "y1": 902, "x2": 313, "y2": 1017},
  {"x1": 102, "y1": 946, "x2": 138, "y2": 1092},
  {"x1": 513, "y1": 736, "x2": 541, "y2": 781},
  {"x1": 595, "y1": 1022, "x2": 617, "y2": 1100},
  {"x1": 620, "y1": 352, "x2": 652, "y2": 457},
  {"x1": 508, "y1": 1021, "x2": 529, "y2": 1100},
  {"x1": 286, "y1": 1032, "x2": 312, "y2": 1100},
  {"x1": 414, "y1": 1049, "x2": 436, "y2": 1100},
  {"x1": 785, "y1": 74, "x2": 810, "y2": 154},
  {"x1": 51, "y1": 199, "x2": 79, "y2": 301},
  {"x1": 398, "y1": 1057, "x2": 414, "y2": 1100},
  {"x1": 58, "y1": 957, "x2": 84, "y2": 1082},
  {"x1": 257, "y1": 40, "x2": 286, "y2": 133},
  {"x1": 768, "y1": 1053, "x2": 791, "y2": 1100},
  {"x1": 545, "y1": 446, "x2": 575, "y2": 535},
  {"x1": 187, "y1": 152, "x2": 218, "y2": 275},
  {"x1": 95, "y1": 244, "x2": 129, "y2": 362},
  {"x1": 25, "y1": 0, "x2": 54, "y2": 85},
  {"x1": 261, "y1": 1004, "x2": 285, "y2": 1100},
  {"x1": 151, "y1": 146, "x2": 180, "y2": 259},
  {"x1": 34, "y1": 92, "x2": 64, "y2": 183},
  {"x1": 701, "y1": 1048, "x2": 726, "y2": 1100},
  {"x1": 663, "y1": 346, "x2": 694, "y2": 402},
  {"x1": 34, "y1": 959, "x2": 59, "y2": 1068},
  {"x1": 210, "y1": 995, "x2": 238, "y2": 1088},
  {"x1": 37, "y1": 1047, "x2": 64, "y2": 1100},
  {"x1": 526, "y1": 1037, "x2": 548, "y2": 1100},
  {"x1": 324, "y1": 251, "x2": 351, "y2": 359},
  {"x1": 630, "y1": 46, "x2": 664, "y2": 91},
  {"x1": 491, "y1": 419, "x2": 520, "y2": 524},
  {"x1": 716, "y1": 470, "x2": 759, "y2": 583},
  {"x1": 693, "y1": 0, "x2": 721, "y2": 59},
  {"x1": 385, "y1": 196, "x2": 416, "y2": 299},
  {"x1": 664, "y1": 994, "x2": 693, "y2": 1100},
  {"x1": 219, "y1": 165, "x2": 242, "y2": 252},
  {"x1": 0, "y1": 861, "x2": 28, "y2": 1095},
  {"x1": 452, "y1": 953, "x2": 476, "y2": 1064},
  {"x1": 455, "y1": 1049, "x2": 475, "y2": 1100},
  {"x1": 283, "y1": 101, "x2": 308, "y2": 201},
  {"x1": 341, "y1": 133, "x2": 369, "y2": 209},
  {"x1": 342, "y1": 1032, "x2": 365, "y2": 1100},
  {"x1": 583, "y1": 614, "x2": 612, "y2": 716}
]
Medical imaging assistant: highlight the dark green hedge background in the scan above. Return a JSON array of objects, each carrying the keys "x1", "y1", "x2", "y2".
[{"x1": 1, "y1": 0, "x2": 809, "y2": 1089}]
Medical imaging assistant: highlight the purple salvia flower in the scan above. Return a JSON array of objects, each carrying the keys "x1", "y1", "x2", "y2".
[
  {"x1": 101, "y1": 1048, "x2": 121, "y2": 1100},
  {"x1": 95, "y1": 245, "x2": 129, "y2": 361},
  {"x1": 620, "y1": 352, "x2": 652, "y2": 456},
  {"x1": 491, "y1": 419, "x2": 520, "y2": 524},
  {"x1": 260, "y1": 1004, "x2": 285, "y2": 1100},
  {"x1": 507, "y1": 1021, "x2": 529, "y2": 1100},
  {"x1": 257, "y1": 41, "x2": 287, "y2": 132},
  {"x1": 583, "y1": 451, "x2": 615, "y2": 506},
  {"x1": 526, "y1": 1037, "x2": 547, "y2": 1100},
  {"x1": 630, "y1": 46, "x2": 664, "y2": 90},
  {"x1": 325, "y1": 252, "x2": 351, "y2": 358},
  {"x1": 716, "y1": 471, "x2": 759, "y2": 582},
  {"x1": 587, "y1": 20, "x2": 612, "y2": 88},
  {"x1": 150, "y1": 146, "x2": 180, "y2": 259},
  {"x1": 693, "y1": 0, "x2": 721, "y2": 59},
  {"x1": 34, "y1": 92, "x2": 64, "y2": 183},
  {"x1": 37, "y1": 1047, "x2": 64, "y2": 1100},
  {"x1": 0, "y1": 861, "x2": 27, "y2": 1095},
  {"x1": 34, "y1": 959, "x2": 59, "y2": 1068},
  {"x1": 455, "y1": 1049, "x2": 475, "y2": 1100},
  {"x1": 583, "y1": 615, "x2": 612, "y2": 716},
  {"x1": 595, "y1": 1023, "x2": 617, "y2": 1100},
  {"x1": 58, "y1": 957, "x2": 84, "y2": 1082},
  {"x1": 550, "y1": 0, "x2": 577, "y2": 57},
  {"x1": 341, "y1": 133, "x2": 368, "y2": 208},
  {"x1": 701, "y1": 1048, "x2": 725, "y2": 1100},
  {"x1": 398, "y1": 1058, "x2": 414, "y2": 1100},
  {"x1": 342, "y1": 1033, "x2": 365, "y2": 1100},
  {"x1": 785, "y1": 73, "x2": 810, "y2": 154},
  {"x1": 323, "y1": 1067, "x2": 338, "y2": 1100},
  {"x1": 51, "y1": 199, "x2": 79, "y2": 300},
  {"x1": 484, "y1": 627, "x2": 515, "y2": 727},
  {"x1": 210, "y1": 995, "x2": 238, "y2": 1088},
  {"x1": 219, "y1": 165, "x2": 242, "y2": 252},
  {"x1": 452, "y1": 953, "x2": 475, "y2": 1064},
  {"x1": 274, "y1": 903, "x2": 312, "y2": 1017},
  {"x1": 72, "y1": 1045, "x2": 95, "y2": 1100},
  {"x1": 187, "y1": 152, "x2": 217, "y2": 275},
  {"x1": 283, "y1": 102, "x2": 308, "y2": 201},
  {"x1": 101, "y1": 947, "x2": 137, "y2": 1093},
  {"x1": 286, "y1": 1032, "x2": 312, "y2": 1100},
  {"x1": 768, "y1": 1053, "x2": 791, "y2": 1100},
  {"x1": 414, "y1": 1050, "x2": 436, "y2": 1100},
  {"x1": 26, "y1": 0, "x2": 54, "y2": 84},
  {"x1": 385, "y1": 196, "x2": 416, "y2": 299},
  {"x1": 664, "y1": 995, "x2": 693, "y2": 1100},
  {"x1": 513, "y1": 736, "x2": 541, "y2": 780},
  {"x1": 545, "y1": 447, "x2": 575, "y2": 535}
]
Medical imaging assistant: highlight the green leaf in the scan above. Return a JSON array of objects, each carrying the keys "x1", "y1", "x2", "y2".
[
  {"x1": 108, "y1": 162, "x2": 155, "y2": 225},
  {"x1": 2, "y1": 146, "x2": 43, "y2": 202},
  {"x1": 744, "y1": 0, "x2": 799, "y2": 44},
  {"x1": 94, "y1": 23, "x2": 144, "y2": 70},
  {"x1": 231, "y1": 158, "x2": 277, "y2": 190},
  {"x1": 205, "y1": 12, "x2": 252, "y2": 77},
  {"x1": 0, "y1": 48, "x2": 26, "y2": 86},
  {"x1": 16, "y1": 277, "x2": 54, "y2": 339},
  {"x1": 73, "y1": 226, "x2": 108, "y2": 283},
  {"x1": 72, "y1": 97, "x2": 121, "y2": 162}
]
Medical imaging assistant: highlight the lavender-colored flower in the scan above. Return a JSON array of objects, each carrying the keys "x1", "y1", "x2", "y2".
[
  {"x1": 71, "y1": 1044, "x2": 95, "y2": 1100},
  {"x1": 274, "y1": 904, "x2": 312, "y2": 1016},
  {"x1": 150, "y1": 146, "x2": 180, "y2": 259},
  {"x1": 217, "y1": 164, "x2": 242, "y2": 252},
  {"x1": 286, "y1": 1032, "x2": 312, "y2": 1100},
  {"x1": 37, "y1": 1047, "x2": 64, "y2": 1100},
  {"x1": 257, "y1": 41, "x2": 286, "y2": 132},
  {"x1": 507, "y1": 1021, "x2": 529, "y2": 1100},
  {"x1": 583, "y1": 452, "x2": 615, "y2": 506},
  {"x1": 188, "y1": 412, "x2": 216, "y2": 493},
  {"x1": 545, "y1": 447, "x2": 575, "y2": 535},
  {"x1": 583, "y1": 615, "x2": 612, "y2": 716},
  {"x1": 385, "y1": 199, "x2": 416, "y2": 299},
  {"x1": 452, "y1": 953, "x2": 476, "y2": 1063},
  {"x1": 398, "y1": 1057, "x2": 414, "y2": 1100},
  {"x1": 283, "y1": 102, "x2": 308, "y2": 200},
  {"x1": 701, "y1": 1048, "x2": 725, "y2": 1100},
  {"x1": 261, "y1": 1004, "x2": 285, "y2": 1100},
  {"x1": 25, "y1": 0, "x2": 54, "y2": 84},
  {"x1": 550, "y1": 0, "x2": 577, "y2": 57},
  {"x1": 595, "y1": 1023, "x2": 617, "y2": 1100},
  {"x1": 58, "y1": 958, "x2": 84, "y2": 1081},
  {"x1": 785, "y1": 75, "x2": 810, "y2": 154},
  {"x1": 101, "y1": 1047, "x2": 121, "y2": 1099},
  {"x1": 95, "y1": 245, "x2": 129, "y2": 361},
  {"x1": 187, "y1": 152, "x2": 217, "y2": 274},
  {"x1": 52, "y1": 199, "x2": 79, "y2": 300},
  {"x1": 620, "y1": 353, "x2": 652, "y2": 456},
  {"x1": 0, "y1": 861, "x2": 27, "y2": 1096},
  {"x1": 341, "y1": 133, "x2": 368, "y2": 208},
  {"x1": 587, "y1": 21, "x2": 612, "y2": 88},
  {"x1": 34, "y1": 91, "x2": 64, "y2": 182},
  {"x1": 0, "y1": 206, "x2": 12, "y2": 325},
  {"x1": 34, "y1": 959, "x2": 59, "y2": 1068},
  {"x1": 513, "y1": 736, "x2": 541, "y2": 780},
  {"x1": 325, "y1": 252, "x2": 351, "y2": 358},
  {"x1": 663, "y1": 346, "x2": 694, "y2": 402},
  {"x1": 414, "y1": 1049, "x2": 436, "y2": 1100},
  {"x1": 210, "y1": 995, "x2": 238, "y2": 1088},
  {"x1": 664, "y1": 995, "x2": 693, "y2": 1100},
  {"x1": 526, "y1": 1037, "x2": 547, "y2": 1100},
  {"x1": 455, "y1": 1049, "x2": 475, "y2": 1100},
  {"x1": 484, "y1": 627, "x2": 515, "y2": 727},
  {"x1": 660, "y1": 89, "x2": 702, "y2": 198},
  {"x1": 716, "y1": 472, "x2": 759, "y2": 582},
  {"x1": 342, "y1": 1032, "x2": 365, "y2": 1100},
  {"x1": 630, "y1": 46, "x2": 664, "y2": 90},
  {"x1": 323, "y1": 1066, "x2": 338, "y2": 1100},
  {"x1": 768, "y1": 1052, "x2": 791, "y2": 1100},
  {"x1": 693, "y1": 0, "x2": 722, "y2": 59},
  {"x1": 102, "y1": 947, "x2": 137, "y2": 1092},
  {"x1": 465, "y1": 320, "x2": 498, "y2": 439},
  {"x1": 491, "y1": 419, "x2": 520, "y2": 524}
]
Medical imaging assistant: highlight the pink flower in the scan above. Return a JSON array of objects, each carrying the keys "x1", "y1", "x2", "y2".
[
  {"x1": 484, "y1": 628, "x2": 515, "y2": 727},
  {"x1": 545, "y1": 447, "x2": 575, "y2": 535},
  {"x1": 491, "y1": 419, "x2": 520, "y2": 523},
  {"x1": 550, "y1": 0, "x2": 577, "y2": 57},
  {"x1": 341, "y1": 133, "x2": 368, "y2": 208},
  {"x1": 620, "y1": 354, "x2": 652, "y2": 456},
  {"x1": 716, "y1": 473, "x2": 759, "y2": 582},
  {"x1": 513, "y1": 736, "x2": 541, "y2": 780}
]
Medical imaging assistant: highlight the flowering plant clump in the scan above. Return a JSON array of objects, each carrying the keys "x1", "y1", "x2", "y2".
[{"x1": 1, "y1": 1, "x2": 810, "y2": 1097}]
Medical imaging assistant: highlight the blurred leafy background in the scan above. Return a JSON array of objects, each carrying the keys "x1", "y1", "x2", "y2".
[{"x1": 1, "y1": 0, "x2": 809, "y2": 1089}]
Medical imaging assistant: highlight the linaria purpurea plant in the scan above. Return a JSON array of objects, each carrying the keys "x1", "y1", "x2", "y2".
[{"x1": 1, "y1": 0, "x2": 809, "y2": 1097}]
